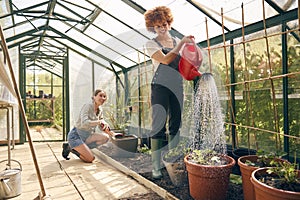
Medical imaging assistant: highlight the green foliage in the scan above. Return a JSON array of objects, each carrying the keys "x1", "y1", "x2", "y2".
[
  {"x1": 188, "y1": 149, "x2": 227, "y2": 166},
  {"x1": 105, "y1": 103, "x2": 130, "y2": 130},
  {"x1": 54, "y1": 94, "x2": 63, "y2": 126},
  {"x1": 138, "y1": 144, "x2": 151, "y2": 155},
  {"x1": 245, "y1": 150, "x2": 287, "y2": 167},
  {"x1": 230, "y1": 174, "x2": 242, "y2": 185},
  {"x1": 163, "y1": 139, "x2": 190, "y2": 162},
  {"x1": 267, "y1": 161, "x2": 300, "y2": 185},
  {"x1": 217, "y1": 36, "x2": 300, "y2": 157},
  {"x1": 25, "y1": 69, "x2": 63, "y2": 127},
  {"x1": 26, "y1": 99, "x2": 54, "y2": 121}
]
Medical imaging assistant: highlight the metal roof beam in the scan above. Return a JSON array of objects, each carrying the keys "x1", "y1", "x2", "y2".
[
  {"x1": 1, "y1": 15, "x2": 42, "y2": 32},
  {"x1": 58, "y1": 19, "x2": 139, "y2": 65},
  {"x1": 0, "y1": 1, "x2": 49, "y2": 20},
  {"x1": 26, "y1": 62, "x2": 62, "y2": 78},
  {"x1": 56, "y1": 1, "x2": 91, "y2": 24},
  {"x1": 51, "y1": 37, "x2": 113, "y2": 72},
  {"x1": 15, "y1": 13, "x2": 87, "y2": 24},
  {"x1": 47, "y1": 26, "x2": 126, "y2": 70},
  {"x1": 6, "y1": 36, "x2": 37, "y2": 49},
  {"x1": 85, "y1": 0, "x2": 149, "y2": 40},
  {"x1": 265, "y1": 0, "x2": 284, "y2": 13},
  {"x1": 35, "y1": 0, "x2": 57, "y2": 65},
  {"x1": 121, "y1": 0, "x2": 184, "y2": 39},
  {"x1": 187, "y1": 0, "x2": 230, "y2": 32},
  {"x1": 199, "y1": 8, "x2": 298, "y2": 47},
  {"x1": 5, "y1": 26, "x2": 42, "y2": 43}
]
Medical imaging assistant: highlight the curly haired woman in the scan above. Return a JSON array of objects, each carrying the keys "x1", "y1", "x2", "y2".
[{"x1": 144, "y1": 6, "x2": 194, "y2": 179}]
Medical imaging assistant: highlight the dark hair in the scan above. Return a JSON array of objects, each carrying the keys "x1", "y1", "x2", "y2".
[
  {"x1": 144, "y1": 6, "x2": 173, "y2": 33},
  {"x1": 92, "y1": 89, "x2": 106, "y2": 100},
  {"x1": 94, "y1": 89, "x2": 105, "y2": 96}
]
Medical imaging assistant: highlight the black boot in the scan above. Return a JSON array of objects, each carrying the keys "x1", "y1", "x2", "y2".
[
  {"x1": 62, "y1": 142, "x2": 71, "y2": 160},
  {"x1": 71, "y1": 149, "x2": 80, "y2": 158}
]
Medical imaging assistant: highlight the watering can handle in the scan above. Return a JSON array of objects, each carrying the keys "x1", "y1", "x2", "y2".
[
  {"x1": 191, "y1": 38, "x2": 200, "y2": 66},
  {"x1": 0, "y1": 159, "x2": 22, "y2": 171}
]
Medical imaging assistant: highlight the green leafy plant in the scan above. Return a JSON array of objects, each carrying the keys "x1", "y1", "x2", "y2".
[
  {"x1": 245, "y1": 150, "x2": 287, "y2": 167},
  {"x1": 230, "y1": 174, "x2": 242, "y2": 185},
  {"x1": 163, "y1": 139, "x2": 190, "y2": 163},
  {"x1": 105, "y1": 103, "x2": 130, "y2": 131},
  {"x1": 188, "y1": 149, "x2": 228, "y2": 166},
  {"x1": 260, "y1": 161, "x2": 300, "y2": 192},
  {"x1": 138, "y1": 144, "x2": 151, "y2": 155}
]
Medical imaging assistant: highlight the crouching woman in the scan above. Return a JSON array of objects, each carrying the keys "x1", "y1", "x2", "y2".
[{"x1": 62, "y1": 89, "x2": 114, "y2": 162}]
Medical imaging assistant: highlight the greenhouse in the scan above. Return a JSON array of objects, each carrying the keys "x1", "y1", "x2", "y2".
[{"x1": 0, "y1": 0, "x2": 299, "y2": 199}]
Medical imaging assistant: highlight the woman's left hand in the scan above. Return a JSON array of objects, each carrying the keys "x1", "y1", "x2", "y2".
[{"x1": 182, "y1": 35, "x2": 195, "y2": 43}]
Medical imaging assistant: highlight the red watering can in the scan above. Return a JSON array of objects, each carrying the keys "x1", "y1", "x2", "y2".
[{"x1": 179, "y1": 39, "x2": 202, "y2": 80}]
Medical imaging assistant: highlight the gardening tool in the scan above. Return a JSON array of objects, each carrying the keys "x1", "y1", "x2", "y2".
[
  {"x1": 0, "y1": 159, "x2": 22, "y2": 199},
  {"x1": 0, "y1": 26, "x2": 47, "y2": 198},
  {"x1": 103, "y1": 127, "x2": 124, "y2": 139},
  {"x1": 179, "y1": 38, "x2": 202, "y2": 80}
]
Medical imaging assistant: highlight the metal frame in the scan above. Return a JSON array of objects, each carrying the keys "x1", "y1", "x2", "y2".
[{"x1": 0, "y1": 1, "x2": 298, "y2": 154}]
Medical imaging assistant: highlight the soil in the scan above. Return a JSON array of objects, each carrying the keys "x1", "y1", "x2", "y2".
[
  {"x1": 98, "y1": 145, "x2": 244, "y2": 200},
  {"x1": 256, "y1": 172, "x2": 300, "y2": 192}
]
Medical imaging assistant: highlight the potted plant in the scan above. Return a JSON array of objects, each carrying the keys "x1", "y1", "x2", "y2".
[
  {"x1": 238, "y1": 150, "x2": 287, "y2": 200},
  {"x1": 184, "y1": 73, "x2": 235, "y2": 200},
  {"x1": 184, "y1": 149, "x2": 235, "y2": 200},
  {"x1": 231, "y1": 146, "x2": 256, "y2": 174},
  {"x1": 105, "y1": 103, "x2": 129, "y2": 134},
  {"x1": 251, "y1": 160, "x2": 300, "y2": 200},
  {"x1": 162, "y1": 138, "x2": 190, "y2": 186},
  {"x1": 105, "y1": 104, "x2": 138, "y2": 157}
]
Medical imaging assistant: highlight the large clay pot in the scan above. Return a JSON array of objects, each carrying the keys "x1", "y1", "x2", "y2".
[
  {"x1": 184, "y1": 154, "x2": 235, "y2": 200},
  {"x1": 251, "y1": 167, "x2": 300, "y2": 200},
  {"x1": 238, "y1": 155, "x2": 289, "y2": 200},
  {"x1": 238, "y1": 155, "x2": 260, "y2": 200},
  {"x1": 232, "y1": 148, "x2": 256, "y2": 175}
]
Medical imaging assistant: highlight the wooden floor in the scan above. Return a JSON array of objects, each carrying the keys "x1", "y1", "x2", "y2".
[{"x1": 0, "y1": 141, "x2": 172, "y2": 200}]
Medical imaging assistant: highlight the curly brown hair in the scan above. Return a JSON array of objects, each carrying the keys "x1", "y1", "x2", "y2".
[{"x1": 144, "y1": 6, "x2": 174, "y2": 33}]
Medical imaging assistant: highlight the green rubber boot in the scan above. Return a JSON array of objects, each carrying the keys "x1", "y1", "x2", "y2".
[
  {"x1": 151, "y1": 138, "x2": 163, "y2": 179},
  {"x1": 168, "y1": 133, "x2": 180, "y2": 150}
]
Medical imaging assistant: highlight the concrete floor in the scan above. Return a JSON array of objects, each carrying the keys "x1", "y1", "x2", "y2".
[{"x1": 0, "y1": 141, "x2": 169, "y2": 200}]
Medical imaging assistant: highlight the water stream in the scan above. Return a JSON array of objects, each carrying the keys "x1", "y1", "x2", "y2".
[{"x1": 191, "y1": 73, "x2": 226, "y2": 155}]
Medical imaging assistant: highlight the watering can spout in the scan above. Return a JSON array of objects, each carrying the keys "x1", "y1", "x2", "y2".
[
  {"x1": 0, "y1": 178, "x2": 12, "y2": 196},
  {"x1": 179, "y1": 57, "x2": 202, "y2": 80}
]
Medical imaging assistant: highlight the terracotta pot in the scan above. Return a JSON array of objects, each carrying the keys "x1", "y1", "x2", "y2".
[
  {"x1": 238, "y1": 155, "x2": 260, "y2": 200},
  {"x1": 111, "y1": 134, "x2": 138, "y2": 158},
  {"x1": 232, "y1": 148, "x2": 256, "y2": 175},
  {"x1": 184, "y1": 154, "x2": 235, "y2": 200},
  {"x1": 162, "y1": 152, "x2": 187, "y2": 187},
  {"x1": 238, "y1": 155, "x2": 289, "y2": 200},
  {"x1": 251, "y1": 167, "x2": 300, "y2": 200}
]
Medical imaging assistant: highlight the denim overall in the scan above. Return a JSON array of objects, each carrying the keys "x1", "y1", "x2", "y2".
[{"x1": 150, "y1": 38, "x2": 183, "y2": 139}]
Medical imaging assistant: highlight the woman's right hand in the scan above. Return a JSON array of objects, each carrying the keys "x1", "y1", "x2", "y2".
[{"x1": 99, "y1": 119, "x2": 110, "y2": 131}]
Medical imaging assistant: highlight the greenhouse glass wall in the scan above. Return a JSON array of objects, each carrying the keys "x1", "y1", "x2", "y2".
[{"x1": 0, "y1": 0, "x2": 299, "y2": 161}]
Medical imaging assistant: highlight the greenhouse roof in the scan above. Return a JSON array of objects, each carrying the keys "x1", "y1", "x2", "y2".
[{"x1": 0, "y1": 0, "x2": 298, "y2": 77}]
